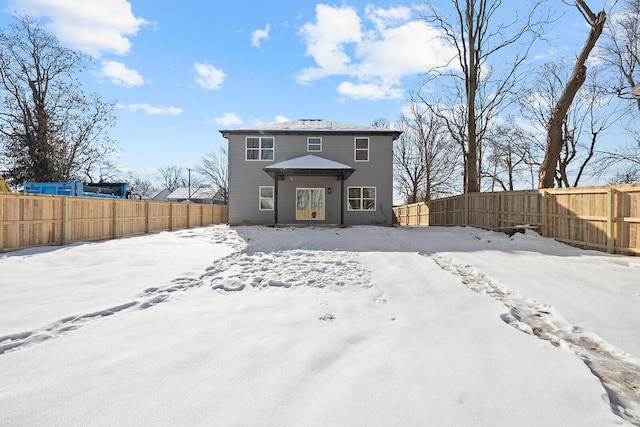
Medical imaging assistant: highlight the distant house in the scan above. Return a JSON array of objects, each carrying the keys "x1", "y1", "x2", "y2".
[
  {"x1": 166, "y1": 187, "x2": 226, "y2": 204},
  {"x1": 220, "y1": 119, "x2": 401, "y2": 226},
  {"x1": 151, "y1": 188, "x2": 172, "y2": 201}
]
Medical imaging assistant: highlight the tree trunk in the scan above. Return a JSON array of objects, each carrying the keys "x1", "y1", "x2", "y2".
[
  {"x1": 466, "y1": 5, "x2": 479, "y2": 193},
  {"x1": 539, "y1": 1, "x2": 605, "y2": 188}
]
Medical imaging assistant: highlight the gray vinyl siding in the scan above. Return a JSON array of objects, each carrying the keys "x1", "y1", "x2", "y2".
[
  {"x1": 228, "y1": 134, "x2": 276, "y2": 224},
  {"x1": 343, "y1": 135, "x2": 393, "y2": 225},
  {"x1": 226, "y1": 132, "x2": 394, "y2": 225}
]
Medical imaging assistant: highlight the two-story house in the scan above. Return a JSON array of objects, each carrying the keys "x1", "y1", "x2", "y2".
[{"x1": 220, "y1": 119, "x2": 401, "y2": 226}]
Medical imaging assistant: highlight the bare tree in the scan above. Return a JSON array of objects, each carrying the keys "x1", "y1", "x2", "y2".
[
  {"x1": 371, "y1": 117, "x2": 390, "y2": 128},
  {"x1": 124, "y1": 173, "x2": 157, "y2": 199},
  {"x1": 394, "y1": 122, "x2": 426, "y2": 204},
  {"x1": 484, "y1": 123, "x2": 540, "y2": 191},
  {"x1": 539, "y1": 0, "x2": 606, "y2": 188},
  {"x1": 523, "y1": 58, "x2": 620, "y2": 187},
  {"x1": 591, "y1": 0, "x2": 640, "y2": 180},
  {"x1": 594, "y1": 123, "x2": 640, "y2": 182},
  {"x1": 560, "y1": 69, "x2": 620, "y2": 187},
  {"x1": 195, "y1": 146, "x2": 228, "y2": 203},
  {"x1": 594, "y1": 151, "x2": 640, "y2": 183},
  {"x1": 394, "y1": 101, "x2": 460, "y2": 203},
  {"x1": 157, "y1": 166, "x2": 187, "y2": 192},
  {"x1": 422, "y1": 0, "x2": 552, "y2": 193},
  {"x1": 608, "y1": 169, "x2": 640, "y2": 183},
  {"x1": 601, "y1": 0, "x2": 640, "y2": 110},
  {"x1": 0, "y1": 15, "x2": 117, "y2": 186}
]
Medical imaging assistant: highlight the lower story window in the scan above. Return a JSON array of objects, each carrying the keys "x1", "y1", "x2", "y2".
[
  {"x1": 259, "y1": 186, "x2": 274, "y2": 210},
  {"x1": 296, "y1": 188, "x2": 325, "y2": 220},
  {"x1": 348, "y1": 186, "x2": 376, "y2": 210}
]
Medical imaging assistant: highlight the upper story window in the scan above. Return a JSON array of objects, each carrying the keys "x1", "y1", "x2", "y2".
[
  {"x1": 355, "y1": 137, "x2": 369, "y2": 161},
  {"x1": 307, "y1": 137, "x2": 322, "y2": 152},
  {"x1": 246, "y1": 137, "x2": 274, "y2": 161}
]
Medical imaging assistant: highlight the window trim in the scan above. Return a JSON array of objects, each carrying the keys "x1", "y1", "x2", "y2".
[
  {"x1": 307, "y1": 137, "x2": 322, "y2": 152},
  {"x1": 296, "y1": 187, "x2": 325, "y2": 220},
  {"x1": 354, "y1": 137, "x2": 369, "y2": 162},
  {"x1": 259, "y1": 185, "x2": 274, "y2": 211},
  {"x1": 246, "y1": 136, "x2": 275, "y2": 161},
  {"x1": 347, "y1": 186, "x2": 376, "y2": 211}
]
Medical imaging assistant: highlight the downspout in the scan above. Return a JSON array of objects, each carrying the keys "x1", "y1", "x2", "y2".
[
  {"x1": 340, "y1": 174, "x2": 345, "y2": 226},
  {"x1": 274, "y1": 174, "x2": 279, "y2": 225}
]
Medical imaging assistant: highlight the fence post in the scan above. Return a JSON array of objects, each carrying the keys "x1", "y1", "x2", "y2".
[
  {"x1": 0, "y1": 195, "x2": 3, "y2": 249},
  {"x1": 606, "y1": 187, "x2": 615, "y2": 254},
  {"x1": 425, "y1": 202, "x2": 430, "y2": 226},
  {"x1": 145, "y1": 201, "x2": 150, "y2": 234},
  {"x1": 495, "y1": 193, "x2": 501, "y2": 230},
  {"x1": 62, "y1": 196, "x2": 70, "y2": 245},
  {"x1": 541, "y1": 191, "x2": 549, "y2": 237},
  {"x1": 112, "y1": 199, "x2": 118, "y2": 239},
  {"x1": 169, "y1": 203, "x2": 173, "y2": 231},
  {"x1": 465, "y1": 193, "x2": 469, "y2": 226}
]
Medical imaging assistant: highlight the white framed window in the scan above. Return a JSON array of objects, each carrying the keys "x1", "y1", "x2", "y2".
[
  {"x1": 307, "y1": 137, "x2": 322, "y2": 152},
  {"x1": 259, "y1": 186, "x2": 274, "y2": 210},
  {"x1": 246, "y1": 137, "x2": 274, "y2": 161},
  {"x1": 355, "y1": 137, "x2": 369, "y2": 161},
  {"x1": 347, "y1": 186, "x2": 376, "y2": 211},
  {"x1": 296, "y1": 188, "x2": 325, "y2": 220}
]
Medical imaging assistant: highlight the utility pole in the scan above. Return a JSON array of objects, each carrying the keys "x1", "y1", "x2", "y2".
[{"x1": 187, "y1": 168, "x2": 191, "y2": 202}]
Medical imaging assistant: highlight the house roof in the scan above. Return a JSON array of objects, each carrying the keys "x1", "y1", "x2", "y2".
[
  {"x1": 151, "y1": 188, "x2": 172, "y2": 200},
  {"x1": 219, "y1": 118, "x2": 402, "y2": 138},
  {"x1": 263, "y1": 155, "x2": 355, "y2": 179},
  {"x1": 166, "y1": 186, "x2": 224, "y2": 201}
]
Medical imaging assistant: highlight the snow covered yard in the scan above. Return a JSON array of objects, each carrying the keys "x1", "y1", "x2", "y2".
[{"x1": 1, "y1": 224, "x2": 639, "y2": 426}]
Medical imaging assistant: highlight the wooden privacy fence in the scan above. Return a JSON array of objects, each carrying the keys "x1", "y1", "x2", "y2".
[
  {"x1": 393, "y1": 184, "x2": 640, "y2": 256},
  {"x1": 0, "y1": 192, "x2": 228, "y2": 253}
]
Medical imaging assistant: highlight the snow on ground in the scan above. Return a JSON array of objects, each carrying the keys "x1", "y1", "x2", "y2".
[{"x1": 0, "y1": 224, "x2": 639, "y2": 426}]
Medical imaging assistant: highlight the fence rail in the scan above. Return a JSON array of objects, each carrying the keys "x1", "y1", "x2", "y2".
[
  {"x1": 0, "y1": 193, "x2": 228, "y2": 253},
  {"x1": 392, "y1": 184, "x2": 640, "y2": 256}
]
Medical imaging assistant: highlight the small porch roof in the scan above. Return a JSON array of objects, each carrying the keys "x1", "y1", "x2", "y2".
[{"x1": 263, "y1": 155, "x2": 355, "y2": 179}]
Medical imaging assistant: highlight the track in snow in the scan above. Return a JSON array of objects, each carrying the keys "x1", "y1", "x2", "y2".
[
  {"x1": 0, "y1": 248, "x2": 373, "y2": 355},
  {"x1": 0, "y1": 276, "x2": 202, "y2": 355},
  {"x1": 428, "y1": 252, "x2": 640, "y2": 426}
]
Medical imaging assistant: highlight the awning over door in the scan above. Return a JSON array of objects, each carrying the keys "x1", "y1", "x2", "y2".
[
  {"x1": 263, "y1": 155, "x2": 355, "y2": 225},
  {"x1": 263, "y1": 155, "x2": 355, "y2": 179}
]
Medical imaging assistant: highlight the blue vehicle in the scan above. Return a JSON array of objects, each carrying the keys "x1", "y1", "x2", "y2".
[{"x1": 23, "y1": 181, "x2": 130, "y2": 199}]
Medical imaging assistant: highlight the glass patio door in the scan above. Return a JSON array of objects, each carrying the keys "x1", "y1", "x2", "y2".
[{"x1": 296, "y1": 188, "x2": 325, "y2": 220}]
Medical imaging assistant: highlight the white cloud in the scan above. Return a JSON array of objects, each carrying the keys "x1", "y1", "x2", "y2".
[
  {"x1": 117, "y1": 103, "x2": 182, "y2": 115},
  {"x1": 194, "y1": 62, "x2": 226, "y2": 90},
  {"x1": 356, "y1": 20, "x2": 452, "y2": 78},
  {"x1": 295, "y1": 4, "x2": 456, "y2": 100},
  {"x1": 96, "y1": 61, "x2": 144, "y2": 87},
  {"x1": 337, "y1": 81, "x2": 403, "y2": 100},
  {"x1": 297, "y1": 4, "x2": 363, "y2": 83},
  {"x1": 364, "y1": 4, "x2": 412, "y2": 32},
  {"x1": 212, "y1": 113, "x2": 242, "y2": 126},
  {"x1": 10, "y1": 0, "x2": 149, "y2": 57},
  {"x1": 275, "y1": 115, "x2": 290, "y2": 123},
  {"x1": 251, "y1": 24, "x2": 270, "y2": 47}
]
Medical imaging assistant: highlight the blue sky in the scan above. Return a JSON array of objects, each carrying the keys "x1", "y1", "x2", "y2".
[{"x1": 0, "y1": 0, "x2": 594, "y2": 182}]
